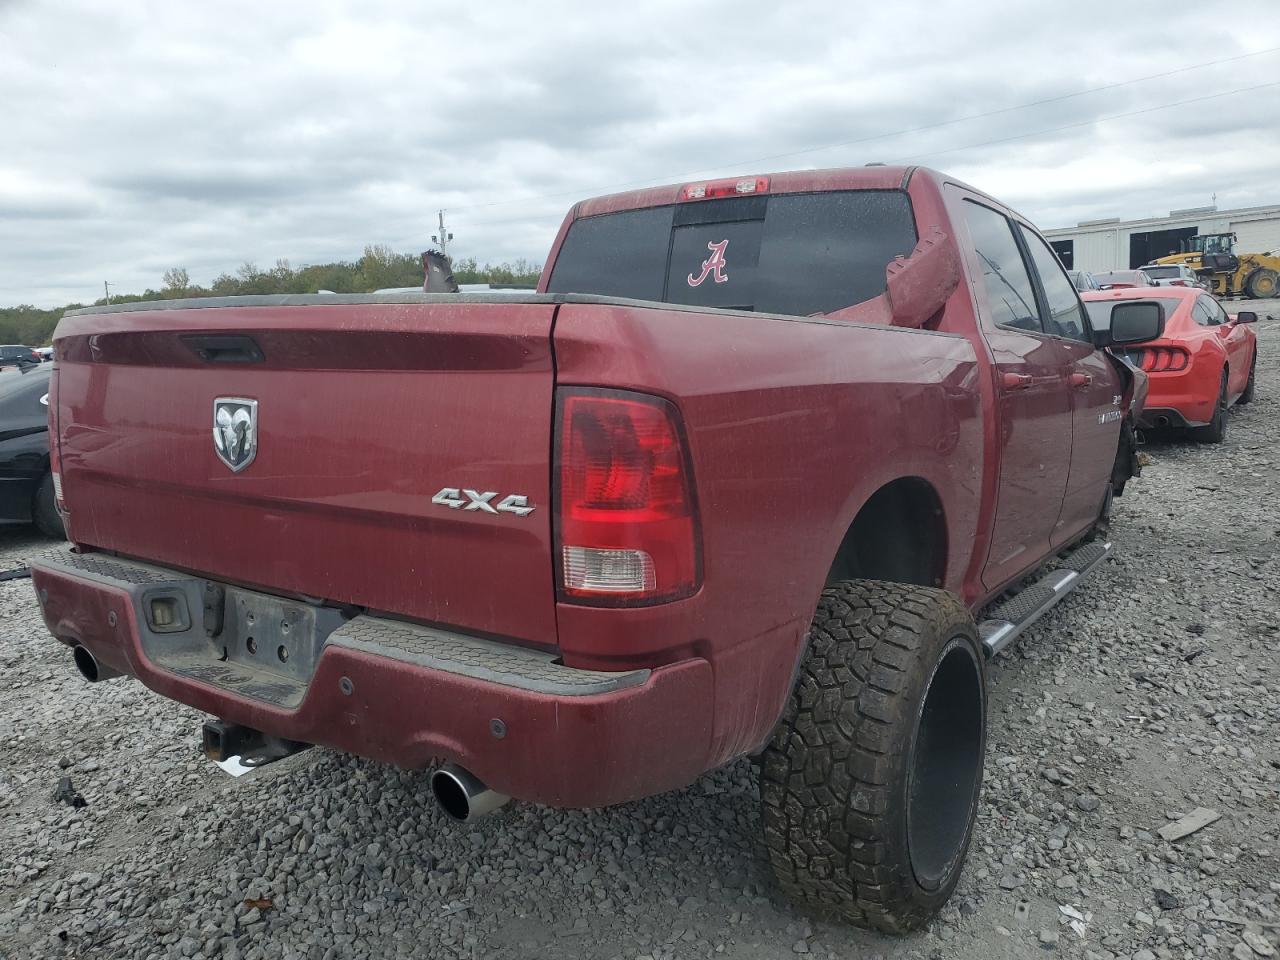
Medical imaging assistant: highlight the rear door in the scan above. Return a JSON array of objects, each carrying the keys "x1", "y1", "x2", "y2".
[
  {"x1": 1016, "y1": 225, "x2": 1120, "y2": 545},
  {"x1": 955, "y1": 198, "x2": 1075, "y2": 591},
  {"x1": 53, "y1": 298, "x2": 561, "y2": 646}
]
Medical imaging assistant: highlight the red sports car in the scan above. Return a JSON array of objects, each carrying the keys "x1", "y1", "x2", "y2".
[{"x1": 1081, "y1": 286, "x2": 1257, "y2": 442}]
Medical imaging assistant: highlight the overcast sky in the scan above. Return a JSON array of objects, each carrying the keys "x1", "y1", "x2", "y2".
[{"x1": 1, "y1": 0, "x2": 1276, "y2": 307}]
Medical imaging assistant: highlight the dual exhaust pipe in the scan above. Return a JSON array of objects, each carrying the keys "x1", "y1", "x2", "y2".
[{"x1": 73, "y1": 646, "x2": 507, "y2": 821}]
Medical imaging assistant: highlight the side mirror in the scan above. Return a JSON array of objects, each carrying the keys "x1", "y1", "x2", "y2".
[
  {"x1": 1100, "y1": 301, "x2": 1166, "y2": 347},
  {"x1": 1233, "y1": 311, "x2": 1258, "y2": 324}
]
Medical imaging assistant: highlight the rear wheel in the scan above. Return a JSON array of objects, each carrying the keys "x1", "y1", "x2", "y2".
[
  {"x1": 1238, "y1": 353, "x2": 1257, "y2": 405},
  {"x1": 33, "y1": 472, "x2": 65, "y2": 539},
  {"x1": 1245, "y1": 268, "x2": 1278, "y2": 300},
  {"x1": 760, "y1": 580, "x2": 986, "y2": 933},
  {"x1": 1191, "y1": 371, "x2": 1228, "y2": 444}
]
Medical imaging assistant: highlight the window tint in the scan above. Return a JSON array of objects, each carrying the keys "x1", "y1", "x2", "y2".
[
  {"x1": 960, "y1": 201, "x2": 1040, "y2": 332},
  {"x1": 547, "y1": 190, "x2": 918, "y2": 317},
  {"x1": 1207, "y1": 297, "x2": 1228, "y2": 325},
  {"x1": 543, "y1": 206, "x2": 674, "y2": 302},
  {"x1": 1193, "y1": 296, "x2": 1223, "y2": 326},
  {"x1": 1190, "y1": 298, "x2": 1211, "y2": 326},
  {"x1": 1018, "y1": 225, "x2": 1089, "y2": 342}
]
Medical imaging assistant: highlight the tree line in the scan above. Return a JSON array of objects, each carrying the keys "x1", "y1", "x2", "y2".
[{"x1": 0, "y1": 246, "x2": 542, "y2": 346}]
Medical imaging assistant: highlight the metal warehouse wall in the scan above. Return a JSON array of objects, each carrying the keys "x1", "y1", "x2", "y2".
[
  {"x1": 1045, "y1": 204, "x2": 1280, "y2": 275},
  {"x1": 1070, "y1": 233, "x2": 1123, "y2": 273},
  {"x1": 1233, "y1": 217, "x2": 1280, "y2": 253}
]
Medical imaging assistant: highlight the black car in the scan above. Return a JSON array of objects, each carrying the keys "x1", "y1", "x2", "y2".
[
  {"x1": 0, "y1": 363, "x2": 63, "y2": 538},
  {"x1": 0, "y1": 344, "x2": 41, "y2": 368}
]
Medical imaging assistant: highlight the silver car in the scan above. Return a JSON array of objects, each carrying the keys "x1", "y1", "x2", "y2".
[{"x1": 1139, "y1": 263, "x2": 1206, "y2": 289}]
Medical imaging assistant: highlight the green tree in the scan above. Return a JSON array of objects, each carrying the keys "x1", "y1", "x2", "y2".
[
  {"x1": 4, "y1": 244, "x2": 545, "y2": 333},
  {"x1": 162, "y1": 266, "x2": 190, "y2": 298}
]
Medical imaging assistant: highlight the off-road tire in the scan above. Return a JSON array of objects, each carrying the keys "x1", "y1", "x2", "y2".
[
  {"x1": 1245, "y1": 268, "x2": 1278, "y2": 300},
  {"x1": 1191, "y1": 371, "x2": 1228, "y2": 444},
  {"x1": 33, "y1": 472, "x2": 64, "y2": 539},
  {"x1": 1238, "y1": 352, "x2": 1256, "y2": 405},
  {"x1": 760, "y1": 580, "x2": 986, "y2": 933}
]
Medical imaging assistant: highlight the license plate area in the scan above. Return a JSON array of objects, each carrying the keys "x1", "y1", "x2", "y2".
[{"x1": 215, "y1": 588, "x2": 325, "y2": 684}]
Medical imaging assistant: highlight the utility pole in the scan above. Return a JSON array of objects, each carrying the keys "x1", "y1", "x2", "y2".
[
  {"x1": 103, "y1": 281, "x2": 112, "y2": 304},
  {"x1": 432, "y1": 210, "x2": 454, "y2": 257}
]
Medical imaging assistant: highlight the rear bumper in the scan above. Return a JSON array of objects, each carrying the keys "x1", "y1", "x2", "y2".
[
  {"x1": 30, "y1": 549, "x2": 715, "y2": 808},
  {"x1": 1137, "y1": 406, "x2": 1204, "y2": 430},
  {"x1": 1135, "y1": 369, "x2": 1217, "y2": 429}
]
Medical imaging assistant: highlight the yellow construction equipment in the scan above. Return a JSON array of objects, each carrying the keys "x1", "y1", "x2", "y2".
[{"x1": 1152, "y1": 233, "x2": 1280, "y2": 299}]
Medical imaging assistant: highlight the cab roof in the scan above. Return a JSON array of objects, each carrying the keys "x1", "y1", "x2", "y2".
[{"x1": 572, "y1": 165, "x2": 933, "y2": 219}]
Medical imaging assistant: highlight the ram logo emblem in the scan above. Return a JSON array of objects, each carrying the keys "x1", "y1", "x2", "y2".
[
  {"x1": 213, "y1": 398, "x2": 258, "y2": 472},
  {"x1": 432, "y1": 487, "x2": 534, "y2": 516}
]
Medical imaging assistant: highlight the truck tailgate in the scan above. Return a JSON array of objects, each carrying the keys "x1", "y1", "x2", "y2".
[{"x1": 53, "y1": 298, "x2": 559, "y2": 646}]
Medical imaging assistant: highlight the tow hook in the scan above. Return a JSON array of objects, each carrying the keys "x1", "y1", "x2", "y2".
[{"x1": 201, "y1": 719, "x2": 310, "y2": 768}]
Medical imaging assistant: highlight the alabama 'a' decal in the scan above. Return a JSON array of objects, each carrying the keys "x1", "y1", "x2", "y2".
[{"x1": 688, "y1": 239, "x2": 729, "y2": 287}]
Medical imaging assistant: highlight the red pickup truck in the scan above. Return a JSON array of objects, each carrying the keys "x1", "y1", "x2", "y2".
[{"x1": 32, "y1": 166, "x2": 1158, "y2": 932}]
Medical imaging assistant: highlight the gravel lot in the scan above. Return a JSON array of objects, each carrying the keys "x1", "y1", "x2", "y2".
[{"x1": 2, "y1": 303, "x2": 1279, "y2": 960}]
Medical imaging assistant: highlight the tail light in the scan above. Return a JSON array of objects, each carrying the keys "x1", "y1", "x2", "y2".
[
  {"x1": 555, "y1": 389, "x2": 701, "y2": 605},
  {"x1": 1135, "y1": 347, "x2": 1190, "y2": 372},
  {"x1": 47, "y1": 363, "x2": 66, "y2": 513}
]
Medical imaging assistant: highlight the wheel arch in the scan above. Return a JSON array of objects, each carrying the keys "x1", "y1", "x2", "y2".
[{"x1": 825, "y1": 476, "x2": 947, "y2": 588}]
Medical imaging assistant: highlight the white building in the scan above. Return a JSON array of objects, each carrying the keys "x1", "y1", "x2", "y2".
[{"x1": 1042, "y1": 203, "x2": 1280, "y2": 274}]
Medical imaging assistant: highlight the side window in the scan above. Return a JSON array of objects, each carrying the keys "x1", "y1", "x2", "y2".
[
  {"x1": 960, "y1": 201, "x2": 1041, "y2": 333},
  {"x1": 1196, "y1": 296, "x2": 1222, "y2": 326},
  {"x1": 1209, "y1": 297, "x2": 1229, "y2": 325},
  {"x1": 1191, "y1": 299, "x2": 1211, "y2": 326},
  {"x1": 1018, "y1": 225, "x2": 1090, "y2": 343}
]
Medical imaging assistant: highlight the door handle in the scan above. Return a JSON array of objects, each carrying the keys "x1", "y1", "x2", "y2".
[
  {"x1": 1070, "y1": 372, "x2": 1092, "y2": 388},
  {"x1": 1002, "y1": 372, "x2": 1033, "y2": 390}
]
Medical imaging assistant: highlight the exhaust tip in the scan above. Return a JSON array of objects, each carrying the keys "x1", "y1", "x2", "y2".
[
  {"x1": 73, "y1": 645, "x2": 108, "y2": 682},
  {"x1": 430, "y1": 763, "x2": 510, "y2": 822},
  {"x1": 431, "y1": 767, "x2": 472, "y2": 822}
]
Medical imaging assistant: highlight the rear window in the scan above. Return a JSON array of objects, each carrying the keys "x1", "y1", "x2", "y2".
[
  {"x1": 546, "y1": 190, "x2": 918, "y2": 317},
  {"x1": 1141, "y1": 266, "x2": 1178, "y2": 279},
  {"x1": 1084, "y1": 296, "x2": 1178, "y2": 331}
]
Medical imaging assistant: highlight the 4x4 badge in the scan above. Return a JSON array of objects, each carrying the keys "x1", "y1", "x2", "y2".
[
  {"x1": 432, "y1": 487, "x2": 534, "y2": 516},
  {"x1": 213, "y1": 398, "x2": 258, "y2": 473}
]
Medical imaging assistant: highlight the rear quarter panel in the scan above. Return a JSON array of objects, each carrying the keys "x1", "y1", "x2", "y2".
[{"x1": 552, "y1": 303, "x2": 984, "y2": 761}]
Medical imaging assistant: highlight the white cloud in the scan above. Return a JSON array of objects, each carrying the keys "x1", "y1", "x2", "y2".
[{"x1": 0, "y1": 0, "x2": 1276, "y2": 306}]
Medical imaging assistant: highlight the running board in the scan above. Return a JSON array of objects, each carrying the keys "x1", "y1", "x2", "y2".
[{"x1": 979, "y1": 541, "x2": 1112, "y2": 658}]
